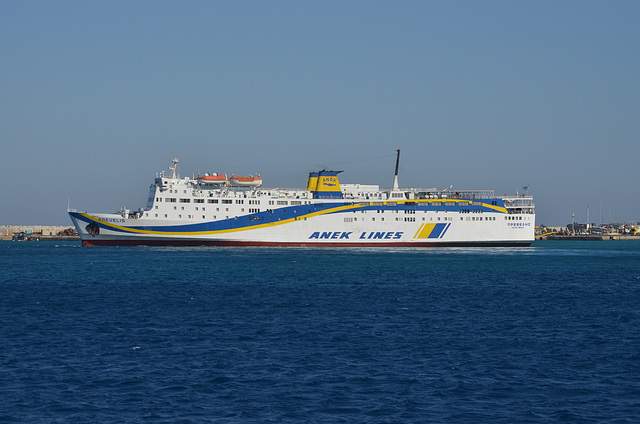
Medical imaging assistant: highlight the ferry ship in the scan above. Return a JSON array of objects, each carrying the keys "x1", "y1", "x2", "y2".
[{"x1": 68, "y1": 152, "x2": 535, "y2": 246}]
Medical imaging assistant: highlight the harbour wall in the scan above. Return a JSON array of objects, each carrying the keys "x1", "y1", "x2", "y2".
[
  {"x1": 0, "y1": 225, "x2": 78, "y2": 241},
  {"x1": 540, "y1": 234, "x2": 640, "y2": 241}
]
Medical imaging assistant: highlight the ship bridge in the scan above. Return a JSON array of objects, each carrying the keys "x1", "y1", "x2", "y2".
[{"x1": 502, "y1": 196, "x2": 535, "y2": 214}]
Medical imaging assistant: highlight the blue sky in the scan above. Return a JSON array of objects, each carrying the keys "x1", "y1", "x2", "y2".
[{"x1": 1, "y1": 1, "x2": 638, "y2": 226}]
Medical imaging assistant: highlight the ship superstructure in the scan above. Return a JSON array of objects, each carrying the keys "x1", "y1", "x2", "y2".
[{"x1": 68, "y1": 153, "x2": 535, "y2": 246}]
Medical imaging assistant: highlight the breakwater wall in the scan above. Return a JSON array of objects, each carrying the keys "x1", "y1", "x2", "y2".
[{"x1": 1, "y1": 225, "x2": 78, "y2": 241}]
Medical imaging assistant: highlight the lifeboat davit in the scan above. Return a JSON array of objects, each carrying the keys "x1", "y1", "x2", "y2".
[
  {"x1": 228, "y1": 175, "x2": 262, "y2": 187},
  {"x1": 197, "y1": 173, "x2": 228, "y2": 185}
]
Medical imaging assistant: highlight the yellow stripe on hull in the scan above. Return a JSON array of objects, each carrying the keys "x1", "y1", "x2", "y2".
[{"x1": 414, "y1": 223, "x2": 437, "y2": 239}]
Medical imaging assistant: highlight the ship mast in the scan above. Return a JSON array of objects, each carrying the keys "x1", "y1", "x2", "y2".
[
  {"x1": 392, "y1": 149, "x2": 400, "y2": 191},
  {"x1": 168, "y1": 156, "x2": 180, "y2": 179}
]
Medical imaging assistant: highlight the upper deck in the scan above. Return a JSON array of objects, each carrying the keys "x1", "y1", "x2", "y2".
[{"x1": 120, "y1": 156, "x2": 535, "y2": 220}]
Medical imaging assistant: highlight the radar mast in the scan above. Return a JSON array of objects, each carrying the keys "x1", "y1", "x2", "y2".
[{"x1": 168, "y1": 156, "x2": 180, "y2": 179}]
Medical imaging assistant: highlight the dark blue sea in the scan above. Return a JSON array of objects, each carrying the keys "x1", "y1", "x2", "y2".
[{"x1": 1, "y1": 241, "x2": 639, "y2": 423}]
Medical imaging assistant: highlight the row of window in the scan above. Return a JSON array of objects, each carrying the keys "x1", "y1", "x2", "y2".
[
  {"x1": 155, "y1": 205, "x2": 251, "y2": 213},
  {"x1": 152, "y1": 203, "x2": 532, "y2": 219},
  {"x1": 161, "y1": 189, "x2": 507, "y2": 207},
  {"x1": 338, "y1": 216, "x2": 501, "y2": 223},
  {"x1": 144, "y1": 211, "x2": 531, "y2": 224},
  {"x1": 156, "y1": 197, "x2": 514, "y2": 213},
  {"x1": 155, "y1": 198, "x2": 307, "y2": 206}
]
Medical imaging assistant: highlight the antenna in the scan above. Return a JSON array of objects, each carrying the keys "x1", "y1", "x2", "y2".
[{"x1": 393, "y1": 149, "x2": 400, "y2": 191}]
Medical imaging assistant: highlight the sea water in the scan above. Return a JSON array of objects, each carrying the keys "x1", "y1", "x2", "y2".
[{"x1": 1, "y1": 241, "x2": 639, "y2": 423}]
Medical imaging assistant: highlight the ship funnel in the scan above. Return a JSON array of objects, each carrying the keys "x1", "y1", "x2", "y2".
[
  {"x1": 306, "y1": 172, "x2": 319, "y2": 191},
  {"x1": 313, "y1": 170, "x2": 344, "y2": 199}
]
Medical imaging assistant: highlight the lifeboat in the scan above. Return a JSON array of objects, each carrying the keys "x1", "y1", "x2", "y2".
[
  {"x1": 197, "y1": 173, "x2": 228, "y2": 185},
  {"x1": 228, "y1": 175, "x2": 262, "y2": 187}
]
